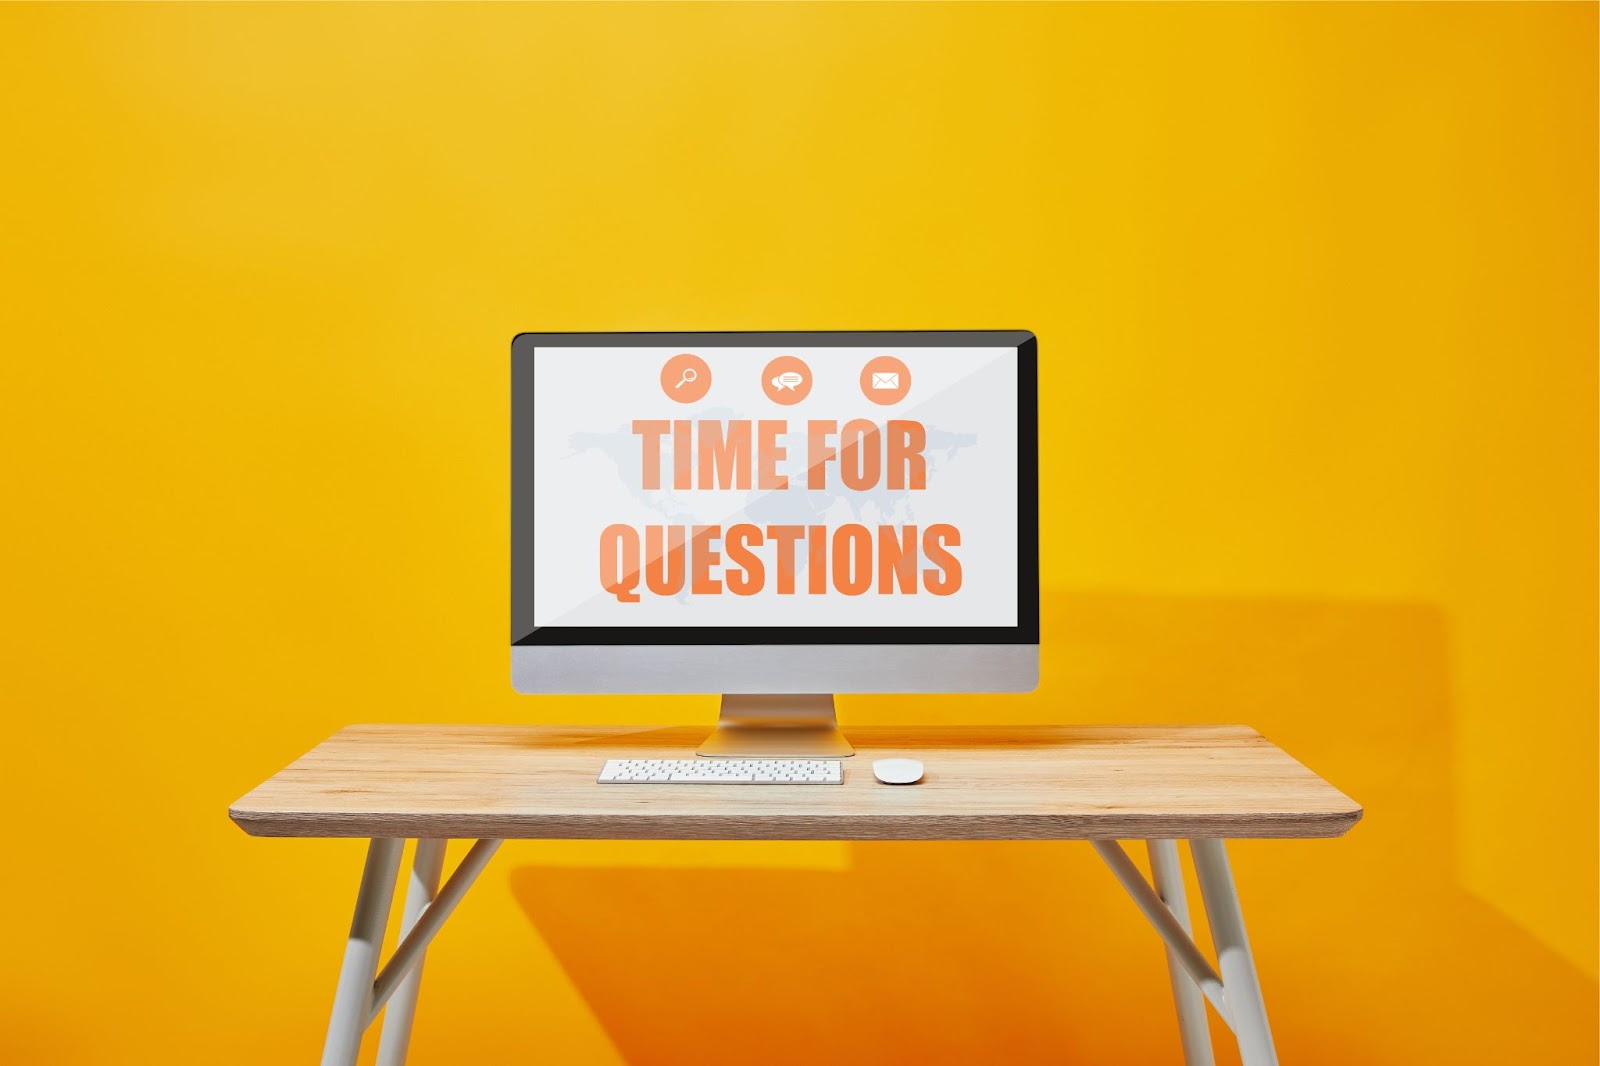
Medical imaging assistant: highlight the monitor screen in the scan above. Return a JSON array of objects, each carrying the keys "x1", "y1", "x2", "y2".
[{"x1": 512, "y1": 331, "x2": 1038, "y2": 646}]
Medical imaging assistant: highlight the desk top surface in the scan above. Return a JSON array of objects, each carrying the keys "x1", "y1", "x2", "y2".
[{"x1": 229, "y1": 724, "x2": 1361, "y2": 841}]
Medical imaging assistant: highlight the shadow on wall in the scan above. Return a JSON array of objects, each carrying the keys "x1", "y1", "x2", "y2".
[{"x1": 509, "y1": 590, "x2": 1598, "y2": 1066}]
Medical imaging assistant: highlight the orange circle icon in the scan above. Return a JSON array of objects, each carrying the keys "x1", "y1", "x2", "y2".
[
  {"x1": 660, "y1": 353, "x2": 711, "y2": 403},
  {"x1": 761, "y1": 355, "x2": 813, "y2": 405},
  {"x1": 860, "y1": 355, "x2": 911, "y2": 405}
]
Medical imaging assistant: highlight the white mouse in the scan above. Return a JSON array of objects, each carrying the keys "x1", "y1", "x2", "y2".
[{"x1": 872, "y1": 758, "x2": 924, "y2": 785}]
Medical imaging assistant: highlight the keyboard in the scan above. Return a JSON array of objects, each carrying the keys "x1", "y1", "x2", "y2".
[{"x1": 597, "y1": 759, "x2": 844, "y2": 784}]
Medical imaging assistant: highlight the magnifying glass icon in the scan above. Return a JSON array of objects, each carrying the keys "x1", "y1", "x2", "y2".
[{"x1": 674, "y1": 367, "x2": 698, "y2": 390}]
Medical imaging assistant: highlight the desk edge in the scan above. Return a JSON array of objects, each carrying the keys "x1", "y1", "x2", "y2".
[{"x1": 228, "y1": 804, "x2": 1363, "y2": 841}]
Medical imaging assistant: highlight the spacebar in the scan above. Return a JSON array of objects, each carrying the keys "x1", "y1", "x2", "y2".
[{"x1": 668, "y1": 773, "x2": 753, "y2": 782}]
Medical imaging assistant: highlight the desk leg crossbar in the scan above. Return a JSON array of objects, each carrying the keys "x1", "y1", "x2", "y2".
[
  {"x1": 321, "y1": 837, "x2": 503, "y2": 1066},
  {"x1": 1092, "y1": 838, "x2": 1279, "y2": 1066}
]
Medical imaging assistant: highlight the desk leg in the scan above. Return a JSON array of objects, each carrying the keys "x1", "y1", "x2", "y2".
[
  {"x1": 1190, "y1": 839, "x2": 1278, "y2": 1066},
  {"x1": 377, "y1": 839, "x2": 447, "y2": 1066},
  {"x1": 1147, "y1": 840, "x2": 1216, "y2": 1066},
  {"x1": 322, "y1": 838, "x2": 404, "y2": 1066}
]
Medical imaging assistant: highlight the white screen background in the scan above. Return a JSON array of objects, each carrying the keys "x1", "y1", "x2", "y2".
[{"x1": 530, "y1": 346, "x2": 1019, "y2": 627}]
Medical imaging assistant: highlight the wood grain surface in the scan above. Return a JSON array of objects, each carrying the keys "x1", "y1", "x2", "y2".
[{"x1": 229, "y1": 724, "x2": 1361, "y2": 841}]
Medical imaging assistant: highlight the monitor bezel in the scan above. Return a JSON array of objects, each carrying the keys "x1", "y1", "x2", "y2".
[{"x1": 512, "y1": 330, "x2": 1039, "y2": 647}]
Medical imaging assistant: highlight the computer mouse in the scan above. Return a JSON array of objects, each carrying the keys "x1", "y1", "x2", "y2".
[{"x1": 872, "y1": 758, "x2": 924, "y2": 785}]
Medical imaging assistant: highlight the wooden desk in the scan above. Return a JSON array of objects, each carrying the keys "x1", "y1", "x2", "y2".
[{"x1": 232, "y1": 725, "x2": 1361, "y2": 1066}]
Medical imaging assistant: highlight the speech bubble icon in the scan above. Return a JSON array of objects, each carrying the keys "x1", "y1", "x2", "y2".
[{"x1": 762, "y1": 356, "x2": 811, "y2": 404}]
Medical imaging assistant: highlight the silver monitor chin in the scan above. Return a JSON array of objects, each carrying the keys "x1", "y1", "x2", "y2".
[{"x1": 511, "y1": 644, "x2": 1041, "y2": 757}]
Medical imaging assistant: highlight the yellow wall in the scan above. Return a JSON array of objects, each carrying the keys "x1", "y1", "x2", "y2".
[{"x1": 1, "y1": 4, "x2": 1593, "y2": 1063}]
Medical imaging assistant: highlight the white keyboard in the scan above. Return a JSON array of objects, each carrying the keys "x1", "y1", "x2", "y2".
[{"x1": 598, "y1": 759, "x2": 843, "y2": 784}]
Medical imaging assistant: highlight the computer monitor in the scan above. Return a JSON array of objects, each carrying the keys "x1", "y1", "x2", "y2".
[{"x1": 512, "y1": 330, "x2": 1039, "y2": 757}]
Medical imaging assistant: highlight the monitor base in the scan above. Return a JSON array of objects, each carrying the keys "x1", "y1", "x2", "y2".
[{"x1": 697, "y1": 694, "x2": 855, "y2": 759}]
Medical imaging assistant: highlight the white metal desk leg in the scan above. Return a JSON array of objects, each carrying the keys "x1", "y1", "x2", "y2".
[
  {"x1": 376, "y1": 839, "x2": 447, "y2": 1066},
  {"x1": 1147, "y1": 840, "x2": 1216, "y2": 1066},
  {"x1": 323, "y1": 838, "x2": 404, "y2": 1066},
  {"x1": 1190, "y1": 839, "x2": 1278, "y2": 1066}
]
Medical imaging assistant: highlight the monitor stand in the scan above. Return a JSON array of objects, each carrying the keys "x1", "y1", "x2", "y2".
[{"x1": 697, "y1": 694, "x2": 856, "y2": 759}]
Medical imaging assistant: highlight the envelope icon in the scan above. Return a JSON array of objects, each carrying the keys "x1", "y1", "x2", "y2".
[{"x1": 871, "y1": 372, "x2": 900, "y2": 390}]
